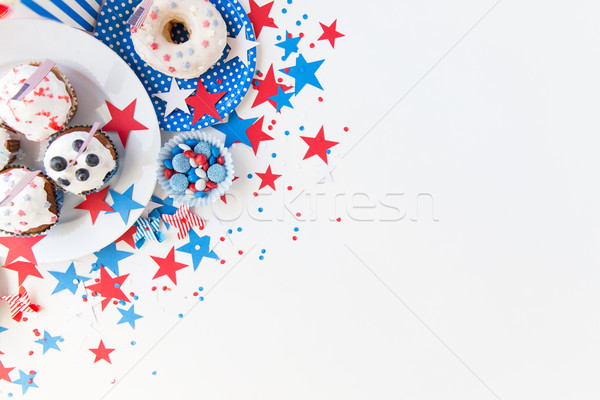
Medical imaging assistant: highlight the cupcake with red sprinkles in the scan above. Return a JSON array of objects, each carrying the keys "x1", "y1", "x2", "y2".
[{"x1": 157, "y1": 131, "x2": 234, "y2": 206}]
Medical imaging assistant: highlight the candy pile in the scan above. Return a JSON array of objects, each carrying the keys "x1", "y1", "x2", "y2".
[{"x1": 163, "y1": 139, "x2": 228, "y2": 198}]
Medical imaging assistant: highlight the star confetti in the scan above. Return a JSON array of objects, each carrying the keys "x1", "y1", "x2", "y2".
[
  {"x1": 300, "y1": 126, "x2": 339, "y2": 164},
  {"x1": 275, "y1": 31, "x2": 301, "y2": 60},
  {"x1": 108, "y1": 184, "x2": 144, "y2": 224},
  {"x1": 212, "y1": 110, "x2": 257, "y2": 148},
  {"x1": 268, "y1": 86, "x2": 294, "y2": 113},
  {"x1": 247, "y1": 0, "x2": 278, "y2": 38},
  {"x1": 185, "y1": 79, "x2": 227, "y2": 125},
  {"x1": 252, "y1": 64, "x2": 293, "y2": 109},
  {"x1": 161, "y1": 205, "x2": 204, "y2": 240},
  {"x1": 49, "y1": 262, "x2": 90, "y2": 295},
  {"x1": 0, "y1": 286, "x2": 40, "y2": 322},
  {"x1": 34, "y1": 330, "x2": 63, "y2": 354},
  {"x1": 89, "y1": 340, "x2": 114, "y2": 364},
  {"x1": 116, "y1": 224, "x2": 138, "y2": 248},
  {"x1": 3, "y1": 261, "x2": 42, "y2": 286},
  {"x1": 318, "y1": 19, "x2": 344, "y2": 48},
  {"x1": 152, "y1": 78, "x2": 195, "y2": 117},
  {"x1": 91, "y1": 242, "x2": 133, "y2": 276},
  {"x1": 0, "y1": 235, "x2": 45, "y2": 265},
  {"x1": 176, "y1": 229, "x2": 219, "y2": 271},
  {"x1": 151, "y1": 246, "x2": 189, "y2": 285},
  {"x1": 280, "y1": 54, "x2": 324, "y2": 94},
  {"x1": 74, "y1": 187, "x2": 114, "y2": 224},
  {"x1": 0, "y1": 359, "x2": 13, "y2": 382},
  {"x1": 12, "y1": 370, "x2": 37, "y2": 394},
  {"x1": 133, "y1": 217, "x2": 166, "y2": 248},
  {"x1": 256, "y1": 165, "x2": 282, "y2": 190},
  {"x1": 116, "y1": 304, "x2": 143, "y2": 329},
  {"x1": 224, "y1": 23, "x2": 259, "y2": 67},
  {"x1": 246, "y1": 116, "x2": 273, "y2": 155},
  {"x1": 86, "y1": 266, "x2": 130, "y2": 310},
  {"x1": 102, "y1": 99, "x2": 148, "y2": 147}
]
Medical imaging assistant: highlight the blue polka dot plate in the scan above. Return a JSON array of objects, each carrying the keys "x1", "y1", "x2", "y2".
[{"x1": 95, "y1": 0, "x2": 257, "y2": 132}]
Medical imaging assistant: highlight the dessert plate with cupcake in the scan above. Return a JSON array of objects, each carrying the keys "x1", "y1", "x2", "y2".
[{"x1": 0, "y1": 19, "x2": 161, "y2": 263}]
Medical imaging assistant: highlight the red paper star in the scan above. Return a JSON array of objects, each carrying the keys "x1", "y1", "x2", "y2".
[
  {"x1": 246, "y1": 116, "x2": 274, "y2": 155},
  {"x1": 74, "y1": 187, "x2": 114, "y2": 224},
  {"x1": 116, "y1": 225, "x2": 138, "y2": 248},
  {"x1": 248, "y1": 0, "x2": 278, "y2": 38},
  {"x1": 185, "y1": 79, "x2": 227, "y2": 125},
  {"x1": 251, "y1": 65, "x2": 292, "y2": 109},
  {"x1": 3, "y1": 261, "x2": 42, "y2": 286},
  {"x1": 256, "y1": 165, "x2": 281, "y2": 191},
  {"x1": 300, "y1": 126, "x2": 339, "y2": 164},
  {"x1": 0, "y1": 360, "x2": 14, "y2": 382},
  {"x1": 0, "y1": 236, "x2": 45, "y2": 265},
  {"x1": 86, "y1": 266, "x2": 130, "y2": 310},
  {"x1": 150, "y1": 247, "x2": 188, "y2": 285},
  {"x1": 318, "y1": 20, "x2": 345, "y2": 48},
  {"x1": 102, "y1": 99, "x2": 148, "y2": 147},
  {"x1": 89, "y1": 340, "x2": 114, "y2": 364}
]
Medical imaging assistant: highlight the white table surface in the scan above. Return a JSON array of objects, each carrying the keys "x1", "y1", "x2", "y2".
[{"x1": 2, "y1": 0, "x2": 600, "y2": 399}]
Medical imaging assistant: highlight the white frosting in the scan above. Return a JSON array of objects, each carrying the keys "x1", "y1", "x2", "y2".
[
  {"x1": 0, "y1": 127, "x2": 14, "y2": 170},
  {"x1": 0, "y1": 168, "x2": 58, "y2": 234},
  {"x1": 43, "y1": 130, "x2": 117, "y2": 195},
  {"x1": 0, "y1": 65, "x2": 73, "y2": 142},
  {"x1": 131, "y1": 0, "x2": 227, "y2": 79}
]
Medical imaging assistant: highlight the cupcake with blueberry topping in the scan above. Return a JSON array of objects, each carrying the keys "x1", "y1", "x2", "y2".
[{"x1": 43, "y1": 126, "x2": 118, "y2": 195}]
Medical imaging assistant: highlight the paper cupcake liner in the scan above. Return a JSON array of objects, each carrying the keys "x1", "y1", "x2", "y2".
[
  {"x1": 0, "y1": 125, "x2": 20, "y2": 170},
  {"x1": 157, "y1": 130, "x2": 235, "y2": 207},
  {"x1": 0, "y1": 165, "x2": 62, "y2": 236},
  {"x1": 46, "y1": 125, "x2": 119, "y2": 196}
]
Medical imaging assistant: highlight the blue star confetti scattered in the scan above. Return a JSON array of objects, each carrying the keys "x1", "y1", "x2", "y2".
[
  {"x1": 212, "y1": 110, "x2": 257, "y2": 148},
  {"x1": 117, "y1": 304, "x2": 143, "y2": 329},
  {"x1": 176, "y1": 229, "x2": 219, "y2": 271},
  {"x1": 12, "y1": 370, "x2": 38, "y2": 394},
  {"x1": 268, "y1": 86, "x2": 294, "y2": 112},
  {"x1": 275, "y1": 31, "x2": 301, "y2": 61},
  {"x1": 108, "y1": 184, "x2": 145, "y2": 224},
  {"x1": 34, "y1": 331, "x2": 63, "y2": 354},
  {"x1": 149, "y1": 195, "x2": 178, "y2": 228},
  {"x1": 280, "y1": 54, "x2": 324, "y2": 94},
  {"x1": 0, "y1": 327, "x2": 6, "y2": 334},
  {"x1": 49, "y1": 263, "x2": 90, "y2": 295},
  {"x1": 91, "y1": 242, "x2": 134, "y2": 276}
]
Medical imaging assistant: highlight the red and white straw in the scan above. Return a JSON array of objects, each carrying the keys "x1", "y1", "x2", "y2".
[{"x1": 67, "y1": 122, "x2": 101, "y2": 168}]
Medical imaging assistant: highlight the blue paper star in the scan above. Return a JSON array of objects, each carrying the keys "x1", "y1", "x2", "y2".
[
  {"x1": 176, "y1": 229, "x2": 219, "y2": 271},
  {"x1": 0, "y1": 327, "x2": 6, "y2": 334},
  {"x1": 91, "y1": 242, "x2": 133, "y2": 275},
  {"x1": 108, "y1": 184, "x2": 144, "y2": 224},
  {"x1": 34, "y1": 331, "x2": 63, "y2": 354},
  {"x1": 12, "y1": 370, "x2": 38, "y2": 394},
  {"x1": 212, "y1": 110, "x2": 257, "y2": 148},
  {"x1": 149, "y1": 195, "x2": 178, "y2": 228},
  {"x1": 48, "y1": 263, "x2": 90, "y2": 295},
  {"x1": 268, "y1": 86, "x2": 294, "y2": 112},
  {"x1": 275, "y1": 31, "x2": 301, "y2": 61},
  {"x1": 280, "y1": 54, "x2": 324, "y2": 94},
  {"x1": 117, "y1": 304, "x2": 143, "y2": 329}
]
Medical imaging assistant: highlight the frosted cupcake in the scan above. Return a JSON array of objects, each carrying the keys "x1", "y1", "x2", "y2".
[
  {"x1": 0, "y1": 63, "x2": 77, "y2": 142},
  {"x1": 43, "y1": 126, "x2": 118, "y2": 195},
  {"x1": 0, "y1": 166, "x2": 60, "y2": 235},
  {"x1": 0, "y1": 126, "x2": 19, "y2": 169}
]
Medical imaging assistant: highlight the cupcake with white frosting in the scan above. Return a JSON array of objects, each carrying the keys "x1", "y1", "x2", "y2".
[{"x1": 43, "y1": 126, "x2": 118, "y2": 195}]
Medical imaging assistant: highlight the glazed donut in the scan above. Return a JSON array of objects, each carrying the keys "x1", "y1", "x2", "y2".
[{"x1": 130, "y1": 0, "x2": 227, "y2": 79}]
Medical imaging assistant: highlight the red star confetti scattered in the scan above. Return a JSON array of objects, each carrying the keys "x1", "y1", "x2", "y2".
[
  {"x1": 300, "y1": 126, "x2": 339, "y2": 164},
  {"x1": 256, "y1": 165, "x2": 282, "y2": 191},
  {"x1": 185, "y1": 79, "x2": 227, "y2": 125},
  {"x1": 248, "y1": 0, "x2": 278, "y2": 38},
  {"x1": 74, "y1": 187, "x2": 114, "y2": 224},
  {"x1": 246, "y1": 116, "x2": 274, "y2": 155},
  {"x1": 89, "y1": 340, "x2": 114, "y2": 364},
  {"x1": 252, "y1": 64, "x2": 292, "y2": 109},
  {"x1": 102, "y1": 99, "x2": 148, "y2": 147},
  {"x1": 161, "y1": 205, "x2": 204, "y2": 240},
  {"x1": 151, "y1": 247, "x2": 189, "y2": 285},
  {"x1": 0, "y1": 236, "x2": 45, "y2": 265},
  {"x1": 86, "y1": 266, "x2": 130, "y2": 310},
  {"x1": 0, "y1": 359, "x2": 13, "y2": 382},
  {"x1": 0, "y1": 286, "x2": 40, "y2": 322},
  {"x1": 116, "y1": 224, "x2": 138, "y2": 248},
  {"x1": 318, "y1": 20, "x2": 345, "y2": 48},
  {"x1": 3, "y1": 261, "x2": 43, "y2": 286}
]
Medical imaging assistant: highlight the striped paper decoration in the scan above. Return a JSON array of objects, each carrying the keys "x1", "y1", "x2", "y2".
[
  {"x1": 161, "y1": 205, "x2": 204, "y2": 240},
  {"x1": 0, "y1": 286, "x2": 39, "y2": 322},
  {"x1": 21, "y1": 0, "x2": 102, "y2": 31},
  {"x1": 133, "y1": 216, "x2": 166, "y2": 248}
]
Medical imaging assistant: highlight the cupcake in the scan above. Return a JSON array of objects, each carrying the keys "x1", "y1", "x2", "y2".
[
  {"x1": 43, "y1": 126, "x2": 118, "y2": 195},
  {"x1": 0, "y1": 63, "x2": 77, "y2": 142},
  {"x1": 0, "y1": 166, "x2": 60, "y2": 235},
  {"x1": 0, "y1": 126, "x2": 19, "y2": 170}
]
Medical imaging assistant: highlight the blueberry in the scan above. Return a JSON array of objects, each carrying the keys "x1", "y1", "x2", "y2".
[
  {"x1": 75, "y1": 169, "x2": 90, "y2": 181},
  {"x1": 72, "y1": 139, "x2": 84, "y2": 152},
  {"x1": 57, "y1": 177, "x2": 70, "y2": 186},
  {"x1": 85, "y1": 154, "x2": 99, "y2": 167},
  {"x1": 50, "y1": 156, "x2": 67, "y2": 171}
]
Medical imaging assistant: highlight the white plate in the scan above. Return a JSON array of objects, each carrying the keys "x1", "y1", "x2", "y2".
[{"x1": 0, "y1": 19, "x2": 160, "y2": 263}]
